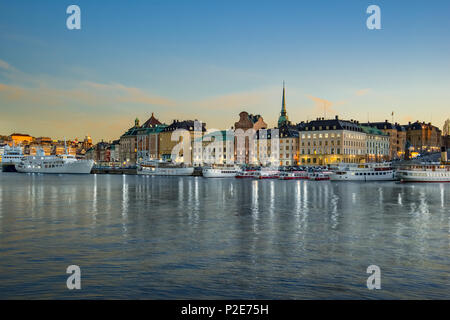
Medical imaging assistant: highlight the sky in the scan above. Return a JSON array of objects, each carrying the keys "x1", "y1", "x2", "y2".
[{"x1": 0, "y1": 0, "x2": 449, "y2": 142}]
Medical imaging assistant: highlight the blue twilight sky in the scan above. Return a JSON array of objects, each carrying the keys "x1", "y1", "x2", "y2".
[{"x1": 0, "y1": 0, "x2": 449, "y2": 141}]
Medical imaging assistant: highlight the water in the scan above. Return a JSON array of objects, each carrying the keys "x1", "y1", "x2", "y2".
[{"x1": 0, "y1": 172, "x2": 449, "y2": 299}]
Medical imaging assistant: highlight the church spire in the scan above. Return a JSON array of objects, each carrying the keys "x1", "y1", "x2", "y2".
[
  {"x1": 281, "y1": 81, "x2": 286, "y2": 116},
  {"x1": 278, "y1": 81, "x2": 289, "y2": 127}
]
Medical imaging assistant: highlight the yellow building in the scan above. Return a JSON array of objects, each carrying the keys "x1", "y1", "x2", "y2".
[
  {"x1": 405, "y1": 121, "x2": 442, "y2": 154},
  {"x1": 10, "y1": 133, "x2": 33, "y2": 145},
  {"x1": 298, "y1": 117, "x2": 367, "y2": 165}
]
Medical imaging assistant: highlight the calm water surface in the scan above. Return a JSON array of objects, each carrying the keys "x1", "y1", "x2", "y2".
[{"x1": 0, "y1": 172, "x2": 449, "y2": 299}]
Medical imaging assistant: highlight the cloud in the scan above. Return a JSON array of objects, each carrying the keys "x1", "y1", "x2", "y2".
[
  {"x1": 0, "y1": 59, "x2": 11, "y2": 70},
  {"x1": 355, "y1": 88, "x2": 371, "y2": 96},
  {"x1": 0, "y1": 61, "x2": 178, "y2": 141},
  {"x1": 306, "y1": 94, "x2": 346, "y2": 114},
  {"x1": 82, "y1": 81, "x2": 177, "y2": 107}
]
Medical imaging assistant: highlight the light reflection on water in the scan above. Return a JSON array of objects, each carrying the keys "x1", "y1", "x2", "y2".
[{"x1": 0, "y1": 172, "x2": 449, "y2": 299}]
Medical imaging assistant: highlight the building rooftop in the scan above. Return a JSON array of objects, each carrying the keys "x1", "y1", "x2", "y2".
[{"x1": 299, "y1": 116, "x2": 363, "y2": 132}]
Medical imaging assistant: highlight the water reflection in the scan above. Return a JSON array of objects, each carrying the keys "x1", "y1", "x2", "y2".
[{"x1": 0, "y1": 173, "x2": 449, "y2": 299}]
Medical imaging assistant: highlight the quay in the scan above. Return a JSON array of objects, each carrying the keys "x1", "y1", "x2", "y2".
[
  {"x1": 91, "y1": 166, "x2": 203, "y2": 176},
  {"x1": 91, "y1": 166, "x2": 137, "y2": 175}
]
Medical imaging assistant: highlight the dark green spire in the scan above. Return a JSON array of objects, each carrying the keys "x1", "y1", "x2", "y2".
[{"x1": 278, "y1": 81, "x2": 289, "y2": 127}]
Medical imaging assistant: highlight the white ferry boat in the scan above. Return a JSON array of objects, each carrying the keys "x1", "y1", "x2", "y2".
[
  {"x1": 15, "y1": 149, "x2": 94, "y2": 174},
  {"x1": 202, "y1": 164, "x2": 239, "y2": 178},
  {"x1": 279, "y1": 170, "x2": 308, "y2": 180},
  {"x1": 329, "y1": 162, "x2": 395, "y2": 181},
  {"x1": 396, "y1": 163, "x2": 450, "y2": 183},
  {"x1": 1, "y1": 144, "x2": 24, "y2": 172},
  {"x1": 137, "y1": 159, "x2": 194, "y2": 176}
]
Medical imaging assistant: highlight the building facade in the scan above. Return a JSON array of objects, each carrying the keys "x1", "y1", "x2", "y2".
[
  {"x1": 159, "y1": 120, "x2": 207, "y2": 164},
  {"x1": 278, "y1": 124, "x2": 299, "y2": 166},
  {"x1": 233, "y1": 111, "x2": 267, "y2": 165},
  {"x1": 360, "y1": 125, "x2": 390, "y2": 162},
  {"x1": 298, "y1": 117, "x2": 367, "y2": 165},
  {"x1": 193, "y1": 130, "x2": 235, "y2": 165},
  {"x1": 119, "y1": 118, "x2": 140, "y2": 166},
  {"x1": 362, "y1": 121, "x2": 406, "y2": 160},
  {"x1": 404, "y1": 121, "x2": 442, "y2": 154},
  {"x1": 136, "y1": 113, "x2": 167, "y2": 161}
]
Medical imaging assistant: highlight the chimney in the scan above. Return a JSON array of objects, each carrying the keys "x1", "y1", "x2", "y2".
[{"x1": 335, "y1": 115, "x2": 338, "y2": 120}]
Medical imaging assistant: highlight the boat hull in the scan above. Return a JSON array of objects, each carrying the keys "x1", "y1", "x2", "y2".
[
  {"x1": 329, "y1": 171, "x2": 396, "y2": 181},
  {"x1": 1, "y1": 163, "x2": 18, "y2": 172},
  {"x1": 202, "y1": 168, "x2": 237, "y2": 178},
  {"x1": 15, "y1": 160, "x2": 94, "y2": 174},
  {"x1": 137, "y1": 167, "x2": 194, "y2": 176},
  {"x1": 397, "y1": 170, "x2": 450, "y2": 183}
]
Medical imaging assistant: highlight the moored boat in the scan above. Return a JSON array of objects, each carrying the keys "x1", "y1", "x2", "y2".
[
  {"x1": 257, "y1": 167, "x2": 280, "y2": 179},
  {"x1": 236, "y1": 169, "x2": 258, "y2": 179},
  {"x1": 396, "y1": 164, "x2": 450, "y2": 183},
  {"x1": 137, "y1": 159, "x2": 194, "y2": 176},
  {"x1": 15, "y1": 149, "x2": 93, "y2": 174},
  {"x1": 1, "y1": 144, "x2": 24, "y2": 172},
  {"x1": 328, "y1": 162, "x2": 395, "y2": 181},
  {"x1": 308, "y1": 172, "x2": 330, "y2": 181},
  {"x1": 202, "y1": 164, "x2": 239, "y2": 178},
  {"x1": 396, "y1": 147, "x2": 450, "y2": 183},
  {"x1": 279, "y1": 170, "x2": 308, "y2": 180}
]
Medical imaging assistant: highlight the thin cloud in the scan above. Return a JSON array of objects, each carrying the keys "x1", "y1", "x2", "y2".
[
  {"x1": 307, "y1": 95, "x2": 334, "y2": 113},
  {"x1": 355, "y1": 88, "x2": 371, "y2": 96},
  {"x1": 0, "y1": 59, "x2": 11, "y2": 70}
]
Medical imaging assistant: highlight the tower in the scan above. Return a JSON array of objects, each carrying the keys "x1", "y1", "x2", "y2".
[{"x1": 278, "y1": 81, "x2": 289, "y2": 127}]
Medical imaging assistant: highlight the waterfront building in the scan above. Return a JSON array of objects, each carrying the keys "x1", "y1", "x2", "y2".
[
  {"x1": 0, "y1": 144, "x2": 4, "y2": 162},
  {"x1": 404, "y1": 121, "x2": 442, "y2": 154},
  {"x1": 278, "y1": 124, "x2": 299, "y2": 166},
  {"x1": 298, "y1": 116, "x2": 367, "y2": 165},
  {"x1": 193, "y1": 130, "x2": 235, "y2": 165},
  {"x1": 82, "y1": 135, "x2": 93, "y2": 151},
  {"x1": 119, "y1": 118, "x2": 140, "y2": 166},
  {"x1": 360, "y1": 125, "x2": 390, "y2": 162},
  {"x1": 10, "y1": 133, "x2": 33, "y2": 145},
  {"x1": 159, "y1": 120, "x2": 207, "y2": 164},
  {"x1": 27, "y1": 144, "x2": 52, "y2": 156},
  {"x1": 53, "y1": 144, "x2": 76, "y2": 156},
  {"x1": 362, "y1": 121, "x2": 406, "y2": 160},
  {"x1": 254, "y1": 129, "x2": 279, "y2": 166},
  {"x1": 233, "y1": 112, "x2": 267, "y2": 165},
  {"x1": 443, "y1": 135, "x2": 450, "y2": 149},
  {"x1": 109, "y1": 140, "x2": 120, "y2": 163},
  {"x1": 136, "y1": 113, "x2": 167, "y2": 161}
]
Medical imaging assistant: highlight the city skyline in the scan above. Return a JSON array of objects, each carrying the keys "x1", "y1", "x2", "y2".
[{"x1": 1, "y1": 0, "x2": 450, "y2": 141}]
